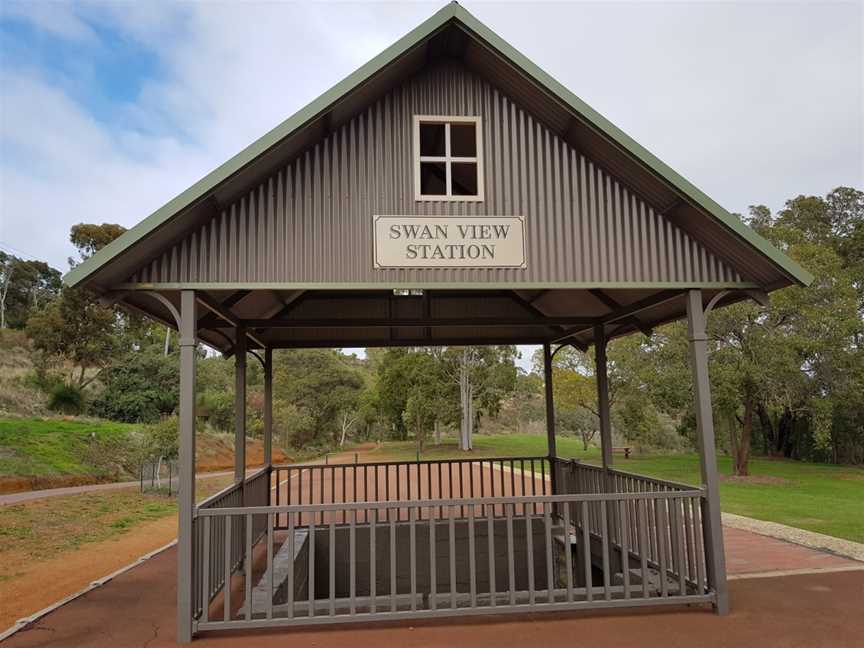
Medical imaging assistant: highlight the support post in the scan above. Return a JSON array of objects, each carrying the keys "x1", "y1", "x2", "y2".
[
  {"x1": 264, "y1": 347, "x2": 273, "y2": 468},
  {"x1": 234, "y1": 328, "x2": 247, "y2": 485},
  {"x1": 177, "y1": 290, "x2": 197, "y2": 643},
  {"x1": 542, "y1": 343, "x2": 557, "y2": 495},
  {"x1": 594, "y1": 325, "x2": 613, "y2": 470},
  {"x1": 685, "y1": 289, "x2": 729, "y2": 614}
]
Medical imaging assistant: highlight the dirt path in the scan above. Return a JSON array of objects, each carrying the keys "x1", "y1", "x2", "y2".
[
  {"x1": 0, "y1": 514, "x2": 179, "y2": 630},
  {"x1": 0, "y1": 470, "x2": 236, "y2": 506}
]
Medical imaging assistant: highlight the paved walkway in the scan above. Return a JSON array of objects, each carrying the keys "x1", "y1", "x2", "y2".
[{"x1": 4, "y1": 543, "x2": 863, "y2": 648}]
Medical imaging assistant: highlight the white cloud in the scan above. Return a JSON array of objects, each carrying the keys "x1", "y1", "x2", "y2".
[{"x1": 0, "y1": 0, "x2": 861, "y2": 273}]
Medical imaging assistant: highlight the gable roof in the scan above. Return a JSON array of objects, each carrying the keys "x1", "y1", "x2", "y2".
[{"x1": 63, "y1": 1, "x2": 812, "y2": 291}]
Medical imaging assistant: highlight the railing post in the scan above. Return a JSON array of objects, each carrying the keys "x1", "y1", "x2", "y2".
[
  {"x1": 177, "y1": 290, "x2": 197, "y2": 644},
  {"x1": 542, "y1": 343, "x2": 557, "y2": 500},
  {"x1": 263, "y1": 347, "x2": 273, "y2": 469},
  {"x1": 686, "y1": 290, "x2": 729, "y2": 614},
  {"x1": 234, "y1": 328, "x2": 247, "y2": 487}
]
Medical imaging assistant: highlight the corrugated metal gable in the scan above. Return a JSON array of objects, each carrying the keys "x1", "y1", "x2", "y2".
[{"x1": 126, "y1": 63, "x2": 745, "y2": 288}]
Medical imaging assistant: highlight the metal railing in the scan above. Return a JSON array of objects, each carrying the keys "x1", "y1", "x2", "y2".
[
  {"x1": 553, "y1": 458, "x2": 709, "y2": 598},
  {"x1": 270, "y1": 456, "x2": 551, "y2": 527},
  {"x1": 194, "y1": 490, "x2": 711, "y2": 632},
  {"x1": 188, "y1": 456, "x2": 713, "y2": 634},
  {"x1": 193, "y1": 466, "x2": 270, "y2": 620}
]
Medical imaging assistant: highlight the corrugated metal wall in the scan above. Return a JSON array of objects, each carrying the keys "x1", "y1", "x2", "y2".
[{"x1": 127, "y1": 62, "x2": 744, "y2": 286}]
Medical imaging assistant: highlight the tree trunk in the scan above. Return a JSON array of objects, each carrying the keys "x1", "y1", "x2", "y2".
[
  {"x1": 736, "y1": 389, "x2": 754, "y2": 476},
  {"x1": 434, "y1": 420, "x2": 441, "y2": 445},
  {"x1": 164, "y1": 327, "x2": 171, "y2": 356}
]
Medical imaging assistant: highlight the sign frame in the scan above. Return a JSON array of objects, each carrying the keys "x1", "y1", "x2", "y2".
[{"x1": 373, "y1": 215, "x2": 527, "y2": 270}]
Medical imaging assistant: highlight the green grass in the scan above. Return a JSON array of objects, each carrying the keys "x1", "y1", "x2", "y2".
[
  {"x1": 0, "y1": 417, "x2": 138, "y2": 478},
  {"x1": 368, "y1": 434, "x2": 864, "y2": 544}
]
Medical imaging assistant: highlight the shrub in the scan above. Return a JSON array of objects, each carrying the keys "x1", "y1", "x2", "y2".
[
  {"x1": 89, "y1": 347, "x2": 179, "y2": 423},
  {"x1": 48, "y1": 383, "x2": 84, "y2": 414}
]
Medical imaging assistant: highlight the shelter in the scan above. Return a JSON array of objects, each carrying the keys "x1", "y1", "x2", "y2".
[{"x1": 64, "y1": 3, "x2": 812, "y2": 642}]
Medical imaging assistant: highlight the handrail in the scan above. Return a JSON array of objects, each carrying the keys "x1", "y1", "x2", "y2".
[
  {"x1": 197, "y1": 465, "x2": 270, "y2": 510},
  {"x1": 271, "y1": 455, "x2": 549, "y2": 471},
  {"x1": 552, "y1": 457, "x2": 701, "y2": 493},
  {"x1": 198, "y1": 490, "x2": 705, "y2": 517}
]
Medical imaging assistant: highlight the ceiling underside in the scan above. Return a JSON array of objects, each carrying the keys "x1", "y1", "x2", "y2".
[{"x1": 120, "y1": 287, "x2": 754, "y2": 354}]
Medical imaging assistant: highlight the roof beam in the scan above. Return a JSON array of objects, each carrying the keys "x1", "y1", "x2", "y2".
[
  {"x1": 588, "y1": 289, "x2": 653, "y2": 337},
  {"x1": 244, "y1": 316, "x2": 598, "y2": 329},
  {"x1": 195, "y1": 292, "x2": 266, "y2": 349},
  {"x1": 197, "y1": 290, "x2": 250, "y2": 328}
]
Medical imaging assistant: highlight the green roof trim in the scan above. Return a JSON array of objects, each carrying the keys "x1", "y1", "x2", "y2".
[{"x1": 64, "y1": 2, "x2": 812, "y2": 289}]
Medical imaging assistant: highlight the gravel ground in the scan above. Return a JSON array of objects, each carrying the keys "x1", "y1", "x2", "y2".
[{"x1": 722, "y1": 512, "x2": 864, "y2": 562}]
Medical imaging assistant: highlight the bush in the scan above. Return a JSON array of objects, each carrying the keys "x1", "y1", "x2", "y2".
[
  {"x1": 89, "y1": 347, "x2": 179, "y2": 423},
  {"x1": 48, "y1": 383, "x2": 84, "y2": 414}
]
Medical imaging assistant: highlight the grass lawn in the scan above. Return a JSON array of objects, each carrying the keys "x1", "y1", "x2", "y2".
[
  {"x1": 366, "y1": 434, "x2": 864, "y2": 544},
  {"x1": 0, "y1": 417, "x2": 137, "y2": 479},
  {"x1": 0, "y1": 475, "x2": 234, "y2": 581}
]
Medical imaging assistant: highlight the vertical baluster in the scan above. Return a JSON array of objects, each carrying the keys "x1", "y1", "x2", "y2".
[
  {"x1": 656, "y1": 497, "x2": 668, "y2": 597},
  {"x1": 319, "y1": 467, "x2": 325, "y2": 525},
  {"x1": 600, "y1": 498, "x2": 611, "y2": 601},
  {"x1": 459, "y1": 461, "x2": 465, "y2": 518},
  {"x1": 675, "y1": 498, "x2": 687, "y2": 597},
  {"x1": 620, "y1": 499, "x2": 630, "y2": 600},
  {"x1": 385, "y1": 465, "x2": 390, "y2": 523},
  {"x1": 328, "y1": 518, "x2": 336, "y2": 616},
  {"x1": 506, "y1": 503, "x2": 516, "y2": 605},
  {"x1": 487, "y1": 505, "x2": 496, "y2": 607},
  {"x1": 582, "y1": 501, "x2": 592, "y2": 602},
  {"x1": 438, "y1": 462, "x2": 444, "y2": 518},
  {"x1": 245, "y1": 513, "x2": 252, "y2": 620},
  {"x1": 429, "y1": 507, "x2": 437, "y2": 611},
  {"x1": 223, "y1": 515, "x2": 232, "y2": 621},
  {"x1": 530, "y1": 459, "x2": 537, "y2": 515},
  {"x1": 350, "y1": 509, "x2": 357, "y2": 615},
  {"x1": 409, "y1": 506, "x2": 417, "y2": 611},
  {"x1": 693, "y1": 497, "x2": 705, "y2": 594},
  {"x1": 544, "y1": 503, "x2": 554, "y2": 603},
  {"x1": 637, "y1": 499, "x2": 649, "y2": 598},
  {"x1": 298, "y1": 469, "x2": 303, "y2": 527},
  {"x1": 480, "y1": 460, "x2": 486, "y2": 518},
  {"x1": 499, "y1": 460, "x2": 505, "y2": 517},
  {"x1": 308, "y1": 518, "x2": 316, "y2": 616},
  {"x1": 370, "y1": 506, "x2": 377, "y2": 613},
  {"x1": 562, "y1": 501, "x2": 574, "y2": 603},
  {"x1": 449, "y1": 508, "x2": 457, "y2": 609},
  {"x1": 525, "y1": 502, "x2": 535, "y2": 606},
  {"x1": 266, "y1": 512, "x2": 274, "y2": 619},
  {"x1": 287, "y1": 512, "x2": 295, "y2": 618},
  {"x1": 389, "y1": 514, "x2": 397, "y2": 612},
  {"x1": 202, "y1": 517, "x2": 211, "y2": 623},
  {"x1": 682, "y1": 495, "x2": 695, "y2": 584},
  {"x1": 468, "y1": 504, "x2": 476, "y2": 608}
]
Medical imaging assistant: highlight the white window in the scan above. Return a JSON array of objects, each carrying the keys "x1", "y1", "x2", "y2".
[{"x1": 413, "y1": 115, "x2": 484, "y2": 202}]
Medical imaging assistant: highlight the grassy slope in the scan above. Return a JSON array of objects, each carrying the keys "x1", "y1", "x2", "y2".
[
  {"x1": 367, "y1": 434, "x2": 864, "y2": 543},
  {"x1": 0, "y1": 417, "x2": 136, "y2": 478}
]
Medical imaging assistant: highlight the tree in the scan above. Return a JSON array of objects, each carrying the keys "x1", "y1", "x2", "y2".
[
  {"x1": 0, "y1": 253, "x2": 61, "y2": 329},
  {"x1": 435, "y1": 346, "x2": 518, "y2": 450},
  {"x1": 68, "y1": 223, "x2": 127, "y2": 267},
  {"x1": 26, "y1": 286, "x2": 120, "y2": 388},
  {"x1": 272, "y1": 349, "x2": 365, "y2": 448}
]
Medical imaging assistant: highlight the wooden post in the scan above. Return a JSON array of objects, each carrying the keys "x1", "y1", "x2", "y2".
[
  {"x1": 177, "y1": 290, "x2": 197, "y2": 643},
  {"x1": 594, "y1": 325, "x2": 612, "y2": 470},
  {"x1": 234, "y1": 328, "x2": 247, "y2": 485},
  {"x1": 264, "y1": 347, "x2": 273, "y2": 468},
  {"x1": 543, "y1": 343, "x2": 557, "y2": 495},
  {"x1": 685, "y1": 289, "x2": 729, "y2": 614}
]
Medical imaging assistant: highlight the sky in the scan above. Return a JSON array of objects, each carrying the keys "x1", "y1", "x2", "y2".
[{"x1": 1, "y1": 0, "x2": 862, "y2": 370}]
